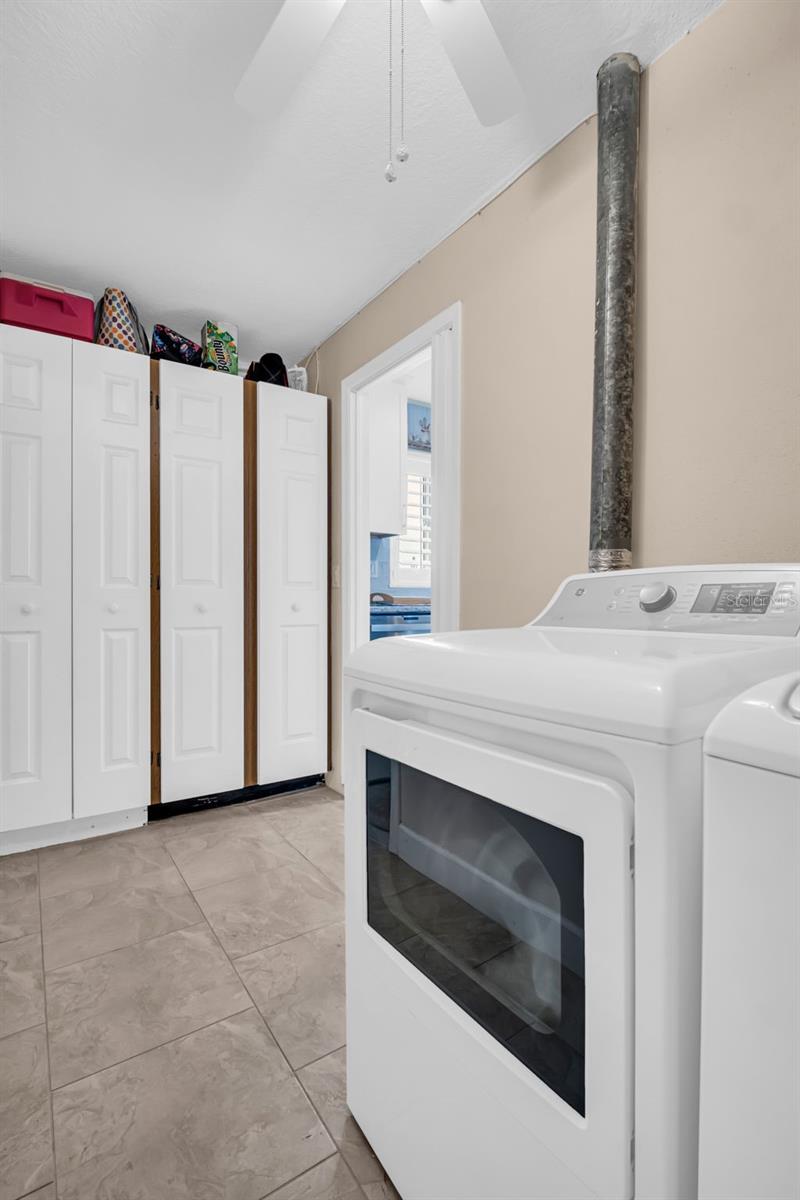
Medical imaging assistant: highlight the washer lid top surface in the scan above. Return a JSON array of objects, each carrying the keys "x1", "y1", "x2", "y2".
[{"x1": 705, "y1": 672, "x2": 800, "y2": 777}]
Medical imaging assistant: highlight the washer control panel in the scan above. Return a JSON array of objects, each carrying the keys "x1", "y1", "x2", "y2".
[{"x1": 532, "y1": 567, "x2": 800, "y2": 635}]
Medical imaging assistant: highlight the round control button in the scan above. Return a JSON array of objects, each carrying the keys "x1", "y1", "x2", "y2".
[{"x1": 639, "y1": 582, "x2": 677, "y2": 613}]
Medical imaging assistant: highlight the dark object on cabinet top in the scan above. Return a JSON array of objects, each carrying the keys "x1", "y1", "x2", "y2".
[{"x1": 246, "y1": 352, "x2": 289, "y2": 387}]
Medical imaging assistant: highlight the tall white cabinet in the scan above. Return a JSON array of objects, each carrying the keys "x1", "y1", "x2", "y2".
[
  {"x1": 1, "y1": 323, "x2": 328, "y2": 850},
  {"x1": 1, "y1": 325, "x2": 72, "y2": 833},
  {"x1": 159, "y1": 361, "x2": 243, "y2": 803},
  {"x1": 258, "y1": 383, "x2": 327, "y2": 784},
  {"x1": 72, "y1": 342, "x2": 151, "y2": 818}
]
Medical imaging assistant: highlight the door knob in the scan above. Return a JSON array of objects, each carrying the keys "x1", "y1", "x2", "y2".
[
  {"x1": 291, "y1": 602, "x2": 301, "y2": 613},
  {"x1": 20, "y1": 603, "x2": 36, "y2": 615},
  {"x1": 107, "y1": 602, "x2": 120, "y2": 614},
  {"x1": 195, "y1": 602, "x2": 209, "y2": 614}
]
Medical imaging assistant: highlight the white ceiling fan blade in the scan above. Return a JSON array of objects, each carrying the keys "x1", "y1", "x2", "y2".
[
  {"x1": 235, "y1": 0, "x2": 346, "y2": 117},
  {"x1": 419, "y1": 0, "x2": 523, "y2": 126}
]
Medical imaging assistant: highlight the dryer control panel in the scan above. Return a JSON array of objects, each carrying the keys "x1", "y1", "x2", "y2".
[{"x1": 532, "y1": 567, "x2": 800, "y2": 636}]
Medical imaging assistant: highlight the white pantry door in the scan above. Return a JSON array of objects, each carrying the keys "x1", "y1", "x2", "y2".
[
  {"x1": 72, "y1": 342, "x2": 150, "y2": 817},
  {"x1": 258, "y1": 384, "x2": 327, "y2": 784},
  {"x1": 160, "y1": 361, "x2": 243, "y2": 803},
  {"x1": 0, "y1": 325, "x2": 72, "y2": 833}
]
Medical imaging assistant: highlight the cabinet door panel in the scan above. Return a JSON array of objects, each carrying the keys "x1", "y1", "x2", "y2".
[
  {"x1": 72, "y1": 341, "x2": 150, "y2": 817},
  {"x1": 0, "y1": 325, "x2": 71, "y2": 833},
  {"x1": 368, "y1": 383, "x2": 406, "y2": 536},
  {"x1": 258, "y1": 385, "x2": 327, "y2": 784},
  {"x1": 161, "y1": 362, "x2": 243, "y2": 802}
]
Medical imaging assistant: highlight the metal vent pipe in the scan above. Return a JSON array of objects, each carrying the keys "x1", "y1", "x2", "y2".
[{"x1": 589, "y1": 52, "x2": 641, "y2": 572}]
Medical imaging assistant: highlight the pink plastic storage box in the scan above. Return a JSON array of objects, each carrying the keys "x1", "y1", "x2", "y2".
[{"x1": 0, "y1": 273, "x2": 94, "y2": 341}]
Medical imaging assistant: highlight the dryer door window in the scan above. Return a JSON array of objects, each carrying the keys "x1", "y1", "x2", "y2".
[{"x1": 366, "y1": 750, "x2": 586, "y2": 1114}]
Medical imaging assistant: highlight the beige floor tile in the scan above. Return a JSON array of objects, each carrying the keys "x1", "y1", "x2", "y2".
[
  {"x1": 46, "y1": 924, "x2": 250, "y2": 1087},
  {"x1": 195, "y1": 860, "x2": 343, "y2": 959},
  {"x1": 165, "y1": 822, "x2": 305, "y2": 891},
  {"x1": 0, "y1": 853, "x2": 40, "y2": 943},
  {"x1": 248, "y1": 795, "x2": 345, "y2": 891},
  {"x1": 21, "y1": 1186, "x2": 56, "y2": 1199},
  {"x1": 0, "y1": 934, "x2": 44, "y2": 1039},
  {"x1": 38, "y1": 827, "x2": 174, "y2": 900},
  {"x1": 236, "y1": 923, "x2": 345, "y2": 1068},
  {"x1": 53, "y1": 1009, "x2": 334, "y2": 1200},
  {"x1": 282, "y1": 826, "x2": 345, "y2": 893},
  {"x1": 0, "y1": 1025, "x2": 53, "y2": 1200},
  {"x1": 298, "y1": 1048, "x2": 383, "y2": 1186},
  {"x1": 245, "y1": 785, "x2": 338, "y2": 814},
  {"x1": 362, "y1": 1179, "x2": 401, "y2": 1200},
  {"x1": 248, "y1": 791, "x2": 344, "y2": 838},
  {"x1": 266, "y1": 1154, "x2": 362, "y2": 1200},
  {"x1": 151, "y1": 801, "x2": 255, "y2": 841},
  {"x1": 41, "y1": 866, "x2": 202, "y2": 969}
]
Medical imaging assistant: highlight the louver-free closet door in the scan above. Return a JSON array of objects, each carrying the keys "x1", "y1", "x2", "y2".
[
  {"x1": 0, "y1": 325, "x2": 71, "y2": 833},
  {"x1": 160, "y1": 361, "x2": 243, "y2": 803},
  {"x1": 258, "y1": 383, "x2": 327, "y2": 784},
  {"x1": 72, "y1": 342, "x2": 150, "y2": 817}
]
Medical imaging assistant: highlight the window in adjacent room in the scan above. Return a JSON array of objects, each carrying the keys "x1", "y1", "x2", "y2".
[{"x1": 390, "y1": 450, "x2": 431, "y2": 588}]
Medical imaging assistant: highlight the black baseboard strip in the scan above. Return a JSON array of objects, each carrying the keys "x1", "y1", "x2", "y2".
[{"x1": 147, "y1": 775, "x2": 326, "y2": 822}]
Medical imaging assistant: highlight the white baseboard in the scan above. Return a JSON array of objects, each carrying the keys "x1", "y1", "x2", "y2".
[{"x1": 1, "y1": 808, "x2": 148, "y2": 855}]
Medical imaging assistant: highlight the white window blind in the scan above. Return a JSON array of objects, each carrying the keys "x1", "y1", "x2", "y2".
[{"x1": 390, "y1": 454, "x2": 431, "y2": 587}]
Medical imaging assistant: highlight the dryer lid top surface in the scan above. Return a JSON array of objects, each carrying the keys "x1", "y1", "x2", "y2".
[
  {"x1": 346, "y1": 568, "x2": 800, "y2": 743},
  {"x1": 345, "y1": 624, "x2": 800, "y2": 745}
]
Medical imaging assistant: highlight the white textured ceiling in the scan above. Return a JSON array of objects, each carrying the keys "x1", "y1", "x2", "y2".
[{"x1": 0, "y1": 0, "x2": 721, "y2": 366}]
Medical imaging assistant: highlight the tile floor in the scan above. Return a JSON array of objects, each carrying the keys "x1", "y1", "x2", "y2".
[{"x1": 0, "y1": 786, "x2": 400, "y2": 1200}]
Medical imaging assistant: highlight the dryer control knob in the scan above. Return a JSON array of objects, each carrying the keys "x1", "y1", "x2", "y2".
[{"x1": 639, "y1": 582, "x2": 677, "y2": 613}]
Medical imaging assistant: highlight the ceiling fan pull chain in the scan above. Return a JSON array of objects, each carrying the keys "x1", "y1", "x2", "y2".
[
  {"x1": 396, "y1": 0, "x2": 409, "y2": 164},
  {"x1": 385, "y1": 0, "x2": 397, "y2": 182}
]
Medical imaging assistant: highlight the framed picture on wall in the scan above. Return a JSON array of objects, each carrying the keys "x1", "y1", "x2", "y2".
[{"x1": 407, "y1": 401, "x2": 431, "y2": 452}]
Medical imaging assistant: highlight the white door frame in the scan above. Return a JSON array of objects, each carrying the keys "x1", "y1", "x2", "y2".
[{"x1": 341, "y1": 302, "x2": 461, "y2": 670}]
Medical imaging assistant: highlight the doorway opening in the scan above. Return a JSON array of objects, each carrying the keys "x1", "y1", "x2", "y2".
[
  {"x1": 342, "y1": 303, "x2": 461, "y2": 668},
  {"x1": 368, "y1": 345, "x2": 432, "y2": 641}
]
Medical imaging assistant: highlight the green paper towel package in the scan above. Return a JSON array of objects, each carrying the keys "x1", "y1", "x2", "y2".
[{"x1": 202, "y1": 319, "x2": 239, "y2": 374}]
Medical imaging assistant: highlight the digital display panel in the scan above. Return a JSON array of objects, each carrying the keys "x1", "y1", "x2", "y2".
[{"x1": 691, "y1": 583, "x2": 775, "y2": 615}]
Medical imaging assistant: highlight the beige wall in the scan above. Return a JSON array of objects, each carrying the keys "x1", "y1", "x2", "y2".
[{"x1": 318, "y1": 0, "x2": 800, "y2": 790}]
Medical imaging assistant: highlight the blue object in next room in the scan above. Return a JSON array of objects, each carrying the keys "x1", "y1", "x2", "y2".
[{"x1": 369, "y1": 601, "x2": 431, "y2": 640}]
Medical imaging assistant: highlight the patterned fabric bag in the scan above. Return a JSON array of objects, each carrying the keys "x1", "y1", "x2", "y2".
[
  {"x1": 151, "y1": 324, "x2": 202, "y2": 367},
  {"x1": 94, "y1": 288, "x2": 149, "y2": 354}
]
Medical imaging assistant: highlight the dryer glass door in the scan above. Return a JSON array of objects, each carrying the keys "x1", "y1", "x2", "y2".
[
  {"x1": 366, "y1": 749, "x2": 586, "y2": 1113},
  {"x1": 349, "y1": 709, "x2": 634, "y2": 1199}
]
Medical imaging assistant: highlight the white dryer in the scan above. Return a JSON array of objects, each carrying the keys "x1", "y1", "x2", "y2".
[
  {"x1": 699, "y1": 672, "x2": 800, "y2": 1200},
  {"x1": 343, "y1": 566, "x2": 800, "y2": 1200}
]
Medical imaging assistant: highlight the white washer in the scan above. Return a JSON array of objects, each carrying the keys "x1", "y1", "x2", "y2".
[
  {"x1": 699, "y1": 672, "x2": 800, "y2": 1200},
  {"x1": 343, "y1": 566, "x2": 800, "y2": 1200}
]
